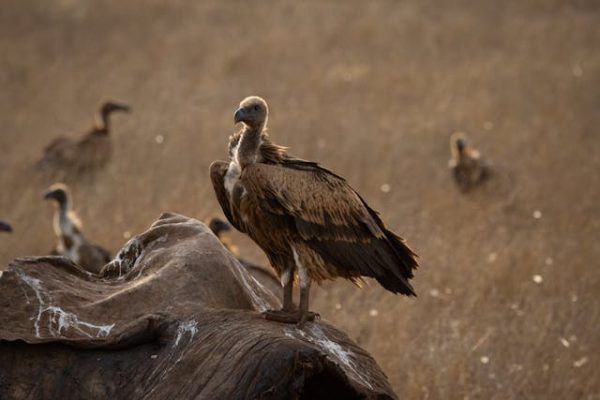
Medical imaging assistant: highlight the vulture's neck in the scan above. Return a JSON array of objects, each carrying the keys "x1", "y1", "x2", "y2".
[
  {"x1": 452, "y1": 145, "x2": 466, "y2": 162},
  {"x1": 94, "y1": 111, "x2": 110, "y2": 134},
  {"x1": 54, "y1": 201, "x2": 73, "y2": 235},
  {"x1": 237, "y1": 125, "x2": 263, "y2": 168},
  {"x1": 54, "y1": 203, "x2": 83, "y2": 260}
]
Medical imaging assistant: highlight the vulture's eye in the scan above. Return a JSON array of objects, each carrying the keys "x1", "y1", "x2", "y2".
[{"x1": 254, "y1": 105, "x2": 259, "y2": 111}]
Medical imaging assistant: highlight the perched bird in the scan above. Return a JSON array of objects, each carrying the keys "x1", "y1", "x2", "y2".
[
  {"x1": 448, "y1": 132, "x2": 489, "y2": 192},
  {"x1": 37, "y1": 101, "x2": 131, "y2": 174},
  {"x1": 208, "y1": 217, "x2": 240, "y2": 256},
  {"x1": 208, "y1": 217, "x2": 232, "y2": 236},
  {"x1": 0, "y1": 221, "x2": 12, "y2": 233},
  {"x1": 210, "y1": 96, "x2": 418, "y2": 325},
  {"x1": 44, "y1": 183, "x2": 111, "y2": 274},
  {"x1": 208, "y1": 216, "x2": 282, "y2": 297}
]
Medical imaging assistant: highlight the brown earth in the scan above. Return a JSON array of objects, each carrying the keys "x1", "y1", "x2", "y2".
[{"x1": 1, "y1": 1, "x2": 598, "y2": 398}]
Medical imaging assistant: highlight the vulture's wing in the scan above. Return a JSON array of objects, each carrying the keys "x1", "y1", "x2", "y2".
[
  {"x1": 97, "y1": 245, "x2": 112, "y2": 264},
  {"x1": 37, "y1": 136, "x2": 77, "y2": 169},
  {"x1": 209, "y1": 161, "x2": 246, "y2": 232},
  {"x1": 79, "y1": 242, "x2": 112, "y2": 275},
  {"x1": 43, "y1": 136, "x2": 72, "y2": 153},
  {"x1": 240, "y1": 161, "x2": 418, "y2": 295}
]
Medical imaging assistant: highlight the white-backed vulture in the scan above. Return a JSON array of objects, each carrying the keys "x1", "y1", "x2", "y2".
[
  {"x1": 0, "y1": 221, "x2": 12, "y2": 233},
  {"x1": 448, "y1": 132, "x2": 489, "y2": 192},
  {"x1": 37, "y1": 101, "x2": 130, "y2": 174},
  {"x1": 210, "y1": 96, "x2": 418, "y2": 325},
  {"x1": 44, "y1": 183, "x2": 111, "y2": 274}
]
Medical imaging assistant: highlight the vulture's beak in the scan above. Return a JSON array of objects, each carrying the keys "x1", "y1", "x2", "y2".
[
  {"x1": 0, "y1": 222, "x2": 12, "y2": 232},
  {"x1": 234, "y1": 108, "x2": 245, "y2": 124},
  {"x1": 115, "y1": 103, "x2": 131, "y2": 113},
  {"x1": 44, "y1": 190, "x2": 57, "y2": 201}
]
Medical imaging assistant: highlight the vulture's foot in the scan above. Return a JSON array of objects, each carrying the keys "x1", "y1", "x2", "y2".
[
  {"x1": 297, "y1": 311, "x2": 319, "y2": 328},
  {"x1": 281, "y1": 303, "x2": 297, "y2": 312},
  {"x1": 262, "y1": 309, "x2": 319, "y2": 326}
]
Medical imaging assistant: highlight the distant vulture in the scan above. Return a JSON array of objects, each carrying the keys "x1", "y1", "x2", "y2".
[
  {"x1": 208, "y1": 216, "x2": 282, "y2": 297},
  {"x1": 210, "y1": 96, "x2": 418, "y2": 325},
  {"x1": 37, "y1": 101, "x2": 130, "y2": 174},
  {"x1": 448, "y1": 132, "x2": 489, "y2": 192},
  {"x1": 0, "y1": 221, "x2": 12, "y2": 233},
  {"x1": 44, "y1": 183, "x2": 111, "y2": 274},
  {"x1": 208, "y1": 217, "x2": 240, "y2": 256}
]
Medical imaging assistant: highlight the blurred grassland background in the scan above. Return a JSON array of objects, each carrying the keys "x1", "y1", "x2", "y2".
[{"x1": 1, "y1": 0, "x2": 599, "y2": 398}]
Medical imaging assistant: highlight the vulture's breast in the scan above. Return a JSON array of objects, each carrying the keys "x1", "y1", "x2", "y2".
[
  {"x1": 224, "y1": 161, "x2": 241, "y2": 197},
  {"x1": 224, "y1": 141, "x2": 242, "y2": 196}
]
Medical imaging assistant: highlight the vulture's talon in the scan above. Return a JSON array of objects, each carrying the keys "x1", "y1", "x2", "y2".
[
  {"x1": 262, "y1": 310, "x2": 318, "y2": 326},
  {"x1": 296, "y1": 311, "x2": 318, "y2": 328},
  {"x1": 262, "y1": 309, "x2": 299, "y2": 324}
]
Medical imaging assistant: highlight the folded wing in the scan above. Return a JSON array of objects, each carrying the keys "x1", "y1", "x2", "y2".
[{"x1": 241, "y1": 161, "x2": 418, "y2": 295}]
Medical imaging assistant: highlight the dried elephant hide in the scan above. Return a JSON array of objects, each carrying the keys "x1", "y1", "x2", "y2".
[{"x1": 0, "y1": 213, "x2": 396, "y2": 399}]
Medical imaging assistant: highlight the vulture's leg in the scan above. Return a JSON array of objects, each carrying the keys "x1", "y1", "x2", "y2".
[
  {"x1": 297, "y1": 274, "x2": 317, "y2": 327},
  {"x1": 263, "y1": 264, "x2": 298, "y2": 322},
  {"x1": 263, "y1": 259, "x2": 317, "y2": 325},
  {"x1": 281, "y1": 264, "x2": 295, "y2": 312}
]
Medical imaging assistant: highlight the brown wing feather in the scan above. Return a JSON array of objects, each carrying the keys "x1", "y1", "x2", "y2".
[
  {"x1": 242, "y1": 162, "x2": 384, "y2": 238},
  {"x1": 43, "y1": 136, "x2": 73, "y2": 153},
  {"x1": 37, "y1": 137, "x2": 77, "y2": 168},
  {"x1": 209, "y1": 161, "x2": 246, "y2": 233},
  {"x1": 78, "y1": 242, "x2": 112, "y2": 274},
  {"x1": 75, "y1": 133, "x2": 112, "y2": 170},
  {"x1": 241, "y1": 162, "x2": 418, "y2": 295}
]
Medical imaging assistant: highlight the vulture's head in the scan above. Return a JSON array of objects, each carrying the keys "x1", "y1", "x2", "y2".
[
  {"x1": 0, "y1": 221, "x2": 12, "y2": 233},
  {"x1": 234, "y1": 96, "x2": 268, "y2": 129},
  {"x1": 100, "y1": 101, "x2": 131, "y2": 116},
  {"x1": 208, "y1": 217, "x2": 231, "y2": 237},
  {"x1": 44, "y1": 183, "x2": 70, "y2": 207},
  {"x1": 450, "y1": 132, "x2": 468, "y2": 156}
]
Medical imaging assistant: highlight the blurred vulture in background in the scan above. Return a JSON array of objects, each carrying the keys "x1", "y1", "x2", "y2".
[
  {"x1": 208, "y1": 217, "x2": 240, "y2": 255},
  {"x1": 448, "y1": 132, "x2": 490, "y2": 192},
  {"x1": 0, "y1": 221, "x2": 12, "y2": 233},
  {"x1": 208, "y1": 217, "x2": 282, "y2": 298},
  {"x1": 210, "y1": 96, "x2": 418, "y2": 325},
  {"x1": 37, "y1": 101, "x2": 130, "y2": 175},
  {"x1": 44, "y1": 183, "x2": 111, "y2": 274}
]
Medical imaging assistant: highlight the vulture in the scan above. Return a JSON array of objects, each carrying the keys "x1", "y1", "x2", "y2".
[
  {"x1": 208, "y1": 216, "x2": 282, "y2": 296},
  {"x1": 37, "y1": 101, "x2": 130, "y2": 174},
  {"x1": 448, "y1": 132, "x2": 489, "y2": 192},
  {"x1": 208, "y1": 217, "x2": 241, "y2": 256},
  {"x1": 44, "y1": 183, "x2": 111, "y2": 274},
  {"x1": 0, "y1": 221, "x2": 12, "y2": 233},
  {"x1": 210, "y1": 96, "x2": 418, "y2": 325}
]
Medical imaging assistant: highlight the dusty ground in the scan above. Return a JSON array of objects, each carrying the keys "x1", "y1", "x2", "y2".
[{"x1": 1, "y1": 1, "x2": 598, "y2": 398}]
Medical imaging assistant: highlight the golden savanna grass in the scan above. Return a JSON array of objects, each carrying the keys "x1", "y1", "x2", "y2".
[{"x1": 1, "y1": 1, "x2": 598, "y2": 398}]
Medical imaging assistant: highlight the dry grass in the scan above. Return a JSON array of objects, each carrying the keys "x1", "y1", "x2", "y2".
[{"x1": 1, "y1": 1, "x2": 599, "y2": 398}]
